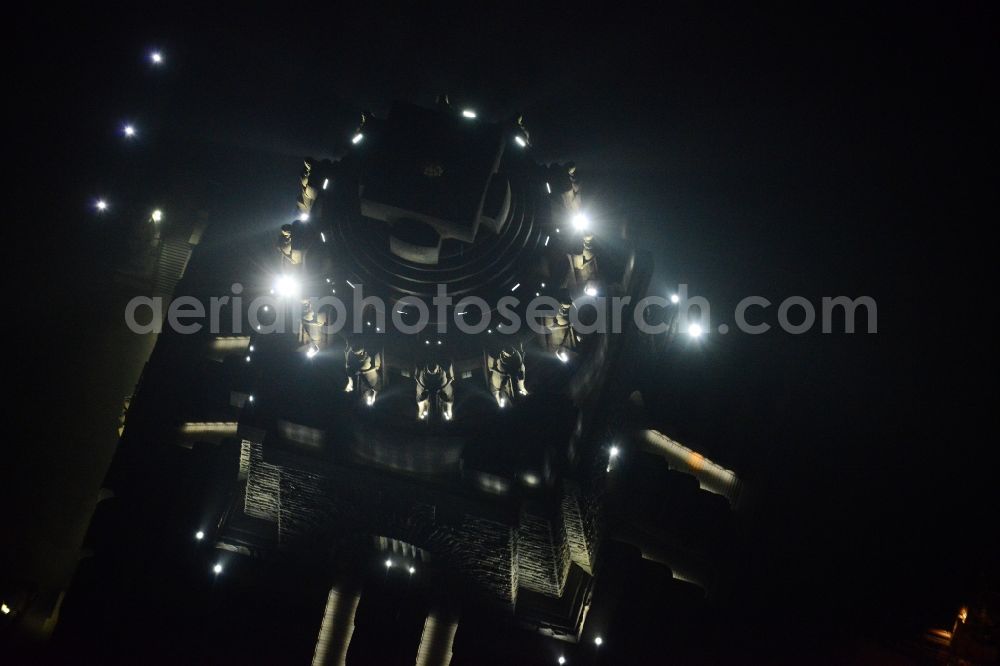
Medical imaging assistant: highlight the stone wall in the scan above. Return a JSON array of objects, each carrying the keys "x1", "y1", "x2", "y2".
[
  {"x1": 516, "y1": 506, "x2": 571, "y2": 597},
  {"x1": 243, "y1": 439, "x2": 280, "y2": 521},
  {"x1": 241, "y1": 443, "x2": 602, "y2": 608}
]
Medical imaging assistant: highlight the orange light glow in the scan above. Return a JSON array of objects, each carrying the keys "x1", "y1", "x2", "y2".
[{"x1": 687, "y1": 451, "x2": 705, "y2": 471}]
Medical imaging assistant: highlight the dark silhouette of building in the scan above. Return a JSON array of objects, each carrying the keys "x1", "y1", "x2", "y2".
[{"x1": 51, "y1": 101, "x2": 742, "y2": 664}]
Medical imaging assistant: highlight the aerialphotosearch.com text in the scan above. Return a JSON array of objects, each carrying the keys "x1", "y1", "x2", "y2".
[{"x1": 125, "y1": 284, "x2": 877, "y2": 337}]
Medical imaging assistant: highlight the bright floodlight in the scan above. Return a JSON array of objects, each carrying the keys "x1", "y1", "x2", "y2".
[
  {"x1": 351, "y1": 132, "x2": 364, "y2": 144},
  {"x1": 594, "y1": 636, "x2": 603, "y2": 646},
  {"x1": 150, "y1": 209, "x2": 164, "y2": 222},
  {"x1": 298, "y1": 212, "x2": 310, "y2": 222},
  {"x1": 123, "y1": 124, "x2": 136, "y2": 138},
  {"x1": 212, "y1": 563, "x2": 223, "y2": 575},
  {"x1": 571, "y1": 212, "x2": 589, "y2": 231},
  {"x1": 274, "y1": 274, "x2": 301, "y2": 299},
  {"x1": 408, "y1": 566, "x2": 416, "y2": 574},
  {"x1": 95, "y1": 199, "x2": 108, "y2": 212},
  {"x1": 558, "y1": 658, "x2": 566, "y2": 665},
  {"x1": 556, "y1": 349, "x2": 569, "y2": 363},
  {"x1": 195, "y1": 530, "x2": 205, "y2": 541},
  {"x1": 514, "y1": 134, "x2": 527, "y2": 147},
  {"x1": 687, "y1": 322, "x2": 703, "y2": 338},
  {"x1": 385, "y1": 559, "x2": 393, "y2": 568},
  {"x1": 365, "y1": 393, "x2": 375, "y2": 407},
  {"x1": 150, "y1": 51, "x2": 163, "y2": 64},
  {"x1": 609, "y1": 446, "x2": 620, "y2": 458},
  {"x1": 670, "y1": 293, "x2": 680, "y2": 304},
  {"x1": 584, "y1": 285, "x2": 598, "y2": 297},
  {"x1": 306, "y1": 344, "x2": 319, "y2": 359},
  {"x1": 462, "y1": 109, "x2": 477, "y2": 118},
  {"x1": 1, "y1": 603, "x2": 10, "y2": 615}
]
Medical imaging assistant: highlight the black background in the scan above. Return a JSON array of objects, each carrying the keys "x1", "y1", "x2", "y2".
[{"x1": 6, "y1": 2, "x2": 996, "y2": 659}]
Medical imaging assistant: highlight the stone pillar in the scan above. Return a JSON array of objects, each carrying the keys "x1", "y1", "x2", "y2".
[
  {"x1": 311, "y1": 585, "x2": 361, "y2": 666},
  {"x1": 414, "y1": 611, "x2": 459, "y2": 666}
]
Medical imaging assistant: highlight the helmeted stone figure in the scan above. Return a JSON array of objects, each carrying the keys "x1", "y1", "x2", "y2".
[
  {"x1": 568, "y1": 233, "x2": 599, "y2": 289},
  {"x1": 300, "y1": 302, "x2": 330, "y2": 351},
  {"x1": 277, "y1": 223, "x2": 304, "y2": 267},
  {"x1": 549, "y1": 161, "x2": 597, "y2": 293},
  {"x1": 516, "y1": 113, "x2": 531, "y2": 147},
  {"x1": 297, "y1": 159, "x2": 317, "y2": 219},
  {"x1": 561, "y1": 163, "x2": 580, "y2": 213},
  {"x1": 487, "y1": 346, "x2": 527, "y2": 408},
  {"x1": 415, "y1": 362, "x2": 455, "y2": 421},
  {"x1": 545, "y1": 300, "x2": 578, "y2": 358},
  {"x1": 345, "y1": 344, "x2": 382, "y2": 406}
]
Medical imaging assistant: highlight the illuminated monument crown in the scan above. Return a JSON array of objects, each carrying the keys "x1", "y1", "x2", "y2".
[{"x1": 256, "y1": 100, "x2": 632, "y2": 626}]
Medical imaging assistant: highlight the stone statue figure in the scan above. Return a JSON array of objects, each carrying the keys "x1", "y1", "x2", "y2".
[
  {"x1": 487, "y1": 346, "x2": 527, "y2": 408},
  {"x1": 415, "y1": 362, "x2": 455, "y2": 421},
  {"x1": 345, "y1": 344, "x2": 382, "y2": 406}
]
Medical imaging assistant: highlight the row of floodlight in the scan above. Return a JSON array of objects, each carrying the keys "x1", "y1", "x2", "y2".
[
  {"x1": 93, "y1": 198, "x2": 164, "y2": 222},
  {"x1": 92, "y1": 49, "x2": 167, "y2": 216},
  {"x1": 192, "y1": 524, "x2": 596, "y2": 664},
  {"x1": 345, "y1": 107, "x2": 528, "y2": 154}
]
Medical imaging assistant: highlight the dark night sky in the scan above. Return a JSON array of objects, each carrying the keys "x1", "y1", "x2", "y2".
[{"x1": 7, "y1": 1, "x2": 997, "y2": 654}]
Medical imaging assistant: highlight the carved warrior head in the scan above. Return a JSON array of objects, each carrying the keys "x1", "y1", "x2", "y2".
[{"x1": 499, "y1": 347, "x2": 522, "y2": 366}]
